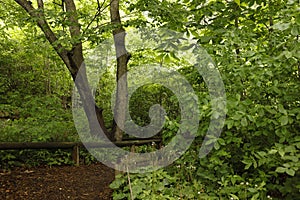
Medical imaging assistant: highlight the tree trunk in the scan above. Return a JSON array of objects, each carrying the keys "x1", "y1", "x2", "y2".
[{"x1": 110, "y1": 0, "x2": 131, "y2": 141}]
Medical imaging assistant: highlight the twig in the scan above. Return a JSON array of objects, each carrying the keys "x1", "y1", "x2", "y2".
[
  {"x1": 82, "y1": 0, "x2": 113, "y2": 36},
  {"x1": 126, "y1": 161, "x2": 134, "y2": 200}
]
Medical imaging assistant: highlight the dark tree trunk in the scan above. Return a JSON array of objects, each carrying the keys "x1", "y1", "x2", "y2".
[{"x1": 110, "y1": 0, "x2": 131, "y2": 141}]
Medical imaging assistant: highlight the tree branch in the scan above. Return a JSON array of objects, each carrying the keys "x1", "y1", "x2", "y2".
[
  {"x1": 15, "y1": 0, "x2": 60, "y2": 50},
  {"x1": 82, "y1": 0, "x2": 112, "y2": 37},
  {"x1": 64, "y1": 0, "x2": 84, "y2": 72},
  {"x1": 65, "y1": 0, "x2": 80, "y2": 40},
  {"x1": 14, "y1": 0, "x2": 71, "y2": 71}
]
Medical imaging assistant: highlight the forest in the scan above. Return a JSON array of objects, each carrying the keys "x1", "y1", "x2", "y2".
[{"x1": 0, "y1": 0, "x2": 300, "y2": 199}]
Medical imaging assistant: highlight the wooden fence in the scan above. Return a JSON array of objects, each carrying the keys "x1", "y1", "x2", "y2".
[{"x1": 0, "y1": 138, "x2": 162, "y2": 166}]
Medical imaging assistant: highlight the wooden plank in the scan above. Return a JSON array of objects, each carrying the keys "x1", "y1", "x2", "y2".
[
  {"x1": 0, "y1": 142, "x2": 78, "y2": 150},
  {"x1": 84, "y1": 139, "x2": 162, "y2": 148},
  {"x1": 0, "y1": 139, "x2": 162, "y2": 150}
]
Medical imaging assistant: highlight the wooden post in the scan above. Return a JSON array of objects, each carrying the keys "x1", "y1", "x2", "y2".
[
  {"x1": 130, "y1": 145, "x2": 135, "y2": 153},
  {"x1": 72, "y1": 144, "x2": 80, "y2": 166}
]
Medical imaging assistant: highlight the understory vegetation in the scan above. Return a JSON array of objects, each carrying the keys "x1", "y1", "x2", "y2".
[{"x1": 0, "y1": 0, "x2": 299, "y2": 199}]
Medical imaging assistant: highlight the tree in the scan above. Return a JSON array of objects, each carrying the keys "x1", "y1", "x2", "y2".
[
  {"x1": 109, "y1": 0, "x2": 131, "y2": 141},
  {"x1": 13, "y1": 0, "x2": 130, "y2": 141}
]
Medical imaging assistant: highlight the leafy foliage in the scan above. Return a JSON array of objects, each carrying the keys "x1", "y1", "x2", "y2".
[
  {"x1": 110, "y1": 0, "x2": 300, "y2": 199},
  {"x1": 0, "y1": 0, "x2": 299, "y2": 199}
]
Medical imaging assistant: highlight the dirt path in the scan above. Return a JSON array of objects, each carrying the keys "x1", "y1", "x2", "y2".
[{"x1": 0, "y1": 163, "x2": 114, "y2": 200}]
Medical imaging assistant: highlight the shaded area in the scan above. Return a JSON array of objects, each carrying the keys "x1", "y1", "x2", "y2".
[{"x1": 0, "y1": 163, "x2": 114, "y2": 200}]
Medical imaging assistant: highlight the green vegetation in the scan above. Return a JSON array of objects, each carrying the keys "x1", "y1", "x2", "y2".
[{"x1": 1, "y1": 0, "x2": 299, "y2": 199}]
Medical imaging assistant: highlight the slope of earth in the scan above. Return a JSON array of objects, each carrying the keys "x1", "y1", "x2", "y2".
[{"x1": 0, "y1": 163, "x2": 114, "y2": 200}]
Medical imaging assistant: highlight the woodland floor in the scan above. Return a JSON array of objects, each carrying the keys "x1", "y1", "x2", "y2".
[{"x1": 0, "y1": 163, "x2": 114, "y2": 200}]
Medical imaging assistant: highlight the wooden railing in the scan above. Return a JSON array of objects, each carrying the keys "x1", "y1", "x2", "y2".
[{"x1": 0, "y1": 138, "x2": 162, "y2": 166}]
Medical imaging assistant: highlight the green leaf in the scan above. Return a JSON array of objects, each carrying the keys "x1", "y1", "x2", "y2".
[
  {"x1": 214, "y1": 142, "x2": 220, "y2": 150},
  {"x1": 265, "y1": 107, "x2": 276, "y2": 114},
  {"x1": 229, "y1": 194, "x2": 239, "y2": 199},
  {"x1": 109, "y1": 178, "x2": 124, "y2": 189},
  {"x1": 234, "y1": 0, "x2": 240, "y2": 6},
  {"x1": 273, "y1": 22, "x2": 290, "y2": 31},
  {"x1": 291, "y1": 26, "x2": 299, "y2": 36},
  {"x1": 113, "y1": 193, "x2": 127, "y2": 200},
  {"x1": 296, "y1": 15, "x2": 300, "y2": 25},
  {"x1": 248, "y1": 188, "x2": 257, "y2": 193},
  {"x1": 199, "y1": 36, "x2": 211, "y2": 43},
  {"x1": 268, "y1": 149, "x2": 277, "y2": 154},
  {"x1": 253, "y1": 161, "x2": 258, "y2": 169},
  {"x1": 244, "y1": 162, "x2": 252, "y2": 170},
  {"x1": 278, "y1": 104, "x2": 287, "y2": 115},
  {"x1": 286, "y1": 168, "x2": 295, "y2": 176},
  {"x1": 180, "y1": 44, "x2": 194, "y2": 50},
  {"x1": 278, "y1": 148, "x2": 285, "y2": 157},
  {"x1": 241, "y1": 117, "x2": 248, "y2": 127},
  {"x1": 170, "y1": 52, "x2": 180, "y2": 61},
  {"x1": 279, "y1": 115, "x2": 289, "y2": 126},
  {"x1": 218, "y1": 138, "x2": 225, "y2": 145},
  {"x1": 283, "y1": 155, "x2": 298, "y2": 162},
  {"x1": 227, "y1": 120, "x2": 234, "y2": 129},
  {"x1": 285, "y1": 145, "x2": 295, "y2": 153},
  {"x1": 283, "y1": 51, "x2": 293, "y2": 59},
  {"x1": 232, "y1": 113, "x2": 242, "y2": 120},
  {"x1": 164, "y1": 53, "x2": 172, "y2": 63},
  {"x1": 251, "y1": 193, "x2": 260, "y2": 200},
  {"x1": 275, "y1": 167, "x2": 286, "y2": 173}
]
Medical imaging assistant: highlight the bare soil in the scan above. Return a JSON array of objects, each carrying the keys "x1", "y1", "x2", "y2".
[{"x1": 0, "y1": 163, "x2": 114, "y2": 200}]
